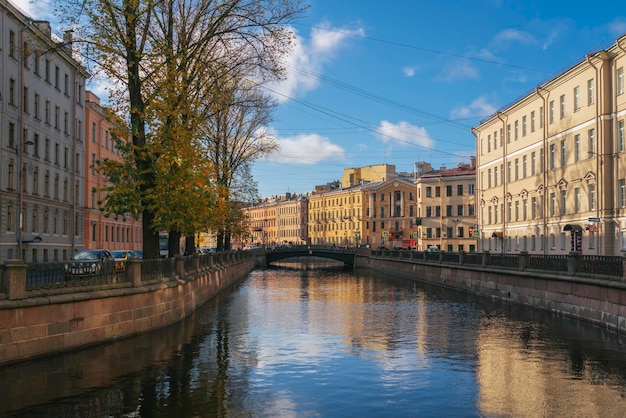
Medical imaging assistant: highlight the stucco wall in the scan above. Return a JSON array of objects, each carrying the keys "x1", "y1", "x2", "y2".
[
  {"x1": 0, "y1": 259, "x2": 255, "y2": 366},
  {"x1": 356, "y1": 255, "x2": 626, "y2": 332}
]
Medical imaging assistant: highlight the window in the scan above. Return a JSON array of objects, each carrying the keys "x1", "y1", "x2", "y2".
[
  {"x1": 468, "y1": 204, "x2": 475, "y2": 216},
  {"x1": 515, "y1": 201, "x2": 520, "y2": 221},
  {"x1": 522, "y1": 155, "x2": 527, "y2": 178},
  {"x1": 532, "y1": 196, "x2": 537, "y2": 219},
  {"x1": 507, "y1": 161, "x2": 511, "y2": 181},
  {"x1": 446, "y1": 185, "x2": 452, "y2": 196},
  {"x1": 574, "y1": 86, "x2": 580, "y2": 111},
  {"x1": 550, "y1": 144, "x2": 555, "y2": 170},
  {"x1": 560, "y1": 140, "x2": 566, "y2": 167},
  {"x1": 522, "y1": 116, "x2": 527, "y2": 137},
  {"x1": 588, "y1": 128, "x2": 595, "y2": 158},
  {"x1": 435, "y1": 187, "x2": 440, "y2": 197},
  {"x1": 550, "y1": 192, "x2": 556, "y2": 216},
  {"x1": 587, "y1": 78, "x2": 595, "y2": 105},
  {"x1": 507, "y1": 124, "x2": 511, "y2": 143},
  {"x1": 618, "y1": 67, "x2": 624, "y2": 96},
  {"x1": 507, "y1": 202, "x2": 512, "y2": 221},
  {"x1": 8, "y1": 123, "x2": 15, "y2": 148},
  {"x1": 34, "y1": 93, "x2": 40, "y2": 118},
  {"x1": 446, "y1": 205, "x2": 453, "y2": 217},
  {"x1": 539, "y1": 106, "x2": 544, "y2": 128},
  {"x1": 574, "y1": 187, "x2": 581, "y2": 213},
  {"x1": 494, "y1": 130, "x2": 498, "y2": 149},
  {"x1": 457, "y1": 205, "x2": 463, "y2": 216},
  {"x1": 574, "y1": 134, "x2": 581, "y2": 162},
  {"x1": 458, "y1": 227, "x2": 464, "y2": 238},
  {"x1": 531, "y1": 152, "x2": 536, "y2": 175},
  {"x1": 522, "y1": 199, "x2": 528, "y2": 220},
  {"x1": 9, "y1": 31, "x2": 15, "y2": 58},
  {"x1": 426, "y1": 187, "x2": 432, "y2": 198},
  {"x1": 9, "y1": 78, "x2": 15, "y2": 105},
  {"x1": 514, "y1": 120, "x2": 519, "y2": 140},
  {"x1": 23, "y1": 86, "x2": 29, "y2": 112},
  {"x1": 619, "y1": 120, "x2": 625, "y2": 152},
  {"x1": 515, "y1": 158, "x2": 519, "y2": 180},
  {"x1": 560, "y1": 95, "x2": 565, "y2": 119},
  {"x1": 620, "y1": 179, "x2": 626, "y2": 207},
  {"x1": 549, "y1": 100, "x2": 555, "y2": 124},
  {"x1": 457, "y1": 184, "x2": 463, "y2": 196},
  {"x1": 560, "y1": 190, "x2": 566, "y2": 215},
  {"x1": 589, "y1": 183, "x2": 596, "y2": 211},
  {"x1": 494, "y1": 166, "x2": 498, "y2": 185},
  {"x1": 469, "y1": 184, "x2": 475, "y2": 195},
  {"x1": 530, "y1": 111, "x2": 535, "y2": 132}
]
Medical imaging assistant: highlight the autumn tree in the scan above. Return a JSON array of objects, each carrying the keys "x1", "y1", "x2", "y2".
[{"x1": 58, "y1": 0, "x2": 306, "y2": 258}]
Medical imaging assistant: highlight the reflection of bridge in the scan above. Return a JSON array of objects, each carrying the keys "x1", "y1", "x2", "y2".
[{"x1": 265, "y1": 246, "x2": 356, "y2": 267}]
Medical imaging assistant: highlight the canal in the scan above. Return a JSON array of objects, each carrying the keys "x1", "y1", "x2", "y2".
[{"x1": 3, "y1": 261, "x2": 626, "y2": 417}]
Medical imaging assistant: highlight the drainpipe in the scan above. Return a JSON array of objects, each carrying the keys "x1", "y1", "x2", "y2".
[
  {"x1": 586, "y1": 53, "x2": 604, "y2": 254},
  {"x1": 496, "y1": 111, "x2": 507, "y2": 253},
  {"x1": 535, "y1": 86, "x2": 549, "y2": 254}
]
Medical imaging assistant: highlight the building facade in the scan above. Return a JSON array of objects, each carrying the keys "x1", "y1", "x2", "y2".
[
  {"x1": 84, "y1": 91, "x2": 142, "y2": 252},
  {"x1": 415, "y1": 161, "x2": 477, "y2": 252},
  {"x1": 0, "y1": 3, "x2": 89, "y2": 262},
  {"x1": 473, "y1": 33, "x2": 626, "y2": 255},
  {"x1": 276, "y1": 194, "x2": 308, "y2": 245}
]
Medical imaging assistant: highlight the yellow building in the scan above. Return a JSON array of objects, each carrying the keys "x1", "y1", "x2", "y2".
[
  {"x1": 472, "y1": 33, "x2": 626, "y2": 255},
  {"x1": 415, "y1": 161, "x2": 477, "y2": 252},
  {"x1": 308, "y1": 185, "x2": 363, "y2": 247}
]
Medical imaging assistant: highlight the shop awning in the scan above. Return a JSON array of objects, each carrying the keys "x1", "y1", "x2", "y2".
[
  {"x1": 491, "y1": 231, "x2": 503, "y2": 238},
  {"x1": 563, "y1": 224, "x2": 583, "y2": 232},
  {"x1": 21, "y1": 235, "x2": 43, "y2": 243}
]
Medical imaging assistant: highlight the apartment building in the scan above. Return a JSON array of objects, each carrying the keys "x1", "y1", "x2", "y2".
[
  {"x1": 276, "y1": 193, "x2": 308, "y2": 245},
  {"x1": 473, "y1": 33, "x2": 626, "y2": 255},
  {"x1": 84, "y1": 91, "x2": 142, "y2": 252},
  {"x1": 308, "y1": 183, "x2": 363, "y2": 247},
  {"x1": 243, "y1": 197, "x2": 278, "y2": 247},
  {"x1": 415, "y1": 160, "x2": 477, "y2": 252},
  {"x1": 0, "y1": 3, "x2": 89, "y2": 262}
]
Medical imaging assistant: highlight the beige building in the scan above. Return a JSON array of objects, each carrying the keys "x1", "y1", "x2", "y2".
[
  {"x1": 0, "y1": 5, "x2": 89, "y2": 262},
  {"x1": 308, "y1": 164, "x2": 418, "y2": 248},
  {"x1": 472, "y1": 33, "x2": 626, "y2": 255},
  {"x1": 276, "y1": 194, "x2": 308, "y2": 245},
  {"x1": 415, "y1": 160, "x2": 478, "y2": 252}
]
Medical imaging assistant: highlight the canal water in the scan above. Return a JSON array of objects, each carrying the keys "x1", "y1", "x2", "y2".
[{"x1": 3, "y1": 261, "x2": 626, "y2": 417}]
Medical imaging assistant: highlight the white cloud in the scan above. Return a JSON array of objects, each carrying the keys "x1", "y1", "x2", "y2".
[
  {"x1": 490, "y1": 29, "x2": 538, "y2": 48},
  {"x1": 269, "y1": 133, "x2": 345, "y2": 164},
  {"x1": 270, "y1": 22, "x2": 364, "y2": 102},
  {"x1": 402, "y1": 67, "x2": 415, "y2": 77},
  {"x1": 375, "y1": 121, "x2": 435, "y2": 149},
  {"x1": 440, "y1": 58, "x2": 479, "y2": 81},
  {"x1": 451, "y1": 96, "x2": 497, "y2": 119}
]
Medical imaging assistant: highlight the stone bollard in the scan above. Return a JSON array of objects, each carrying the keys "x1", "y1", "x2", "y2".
[
  {"x1": 519, "y1": 251, "x2": 529, "y2": 271},
  {"x1": 193, "y1": 253, "x2": 200, "y2": 272},
  {"x1": 5, "y1": 260, "x2": 28, "y2": 300},
  {"x1": 127, "y1": 258, "x2": 142, "y2": 287},
  {"x1": 567, "y1": 252, "x2": 579, "y2": 276},
  {"x1": 482, "y1": 251, "x2": 490, "y2": 268},
  {"x1": 459, "y1": 251, "x2": 465, "y2": 265},
  {"x1": 175, "y1": 255, "x2": 185, "y2": 278}
]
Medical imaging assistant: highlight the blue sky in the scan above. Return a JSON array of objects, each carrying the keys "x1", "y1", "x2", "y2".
[{"x1": 14, "y1": 0, "x2": 626, "y2": 197}]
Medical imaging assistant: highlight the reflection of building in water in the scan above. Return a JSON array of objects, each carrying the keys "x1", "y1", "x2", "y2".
[{"x1": 476, "y1": 321, "x2": 626, "y2": 416}]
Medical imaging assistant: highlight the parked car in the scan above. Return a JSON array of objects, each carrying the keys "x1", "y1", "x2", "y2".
[
  {"x1": 111, "y1": 250, "x2": 137, "y2": 271},
  {"x1": 65, "y1": 249, "x2": 116, "y2": 278},
  {"x1": 426, "y1": 246, "x2": 441, "y2": 252},
  {"x1": 132, "y1": 250, "x2": 144, "y2": 259}
]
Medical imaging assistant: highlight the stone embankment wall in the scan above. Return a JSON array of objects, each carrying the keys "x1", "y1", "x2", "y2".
[
  {"x1": 356, "y1": 254, "x2": 626, "y2": 332},
  {"x1": 0, "y1": 258, "x2": 256, "y2": 366}
]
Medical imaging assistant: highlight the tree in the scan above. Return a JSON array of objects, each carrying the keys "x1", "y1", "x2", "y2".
[
  {"x1": 58, "y1": 0, "x2": 307, "y2": 258},
  {"x1": 201, "y1": 77, "x2": 278, "y2": 251}
]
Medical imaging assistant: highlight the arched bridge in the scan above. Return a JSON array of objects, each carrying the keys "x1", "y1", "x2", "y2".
[{"x1": 264, "y1": 246, "x2": 356, "y2": 267}]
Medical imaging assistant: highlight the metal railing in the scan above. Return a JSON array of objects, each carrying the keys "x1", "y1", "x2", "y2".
[{"x1": 370, "y1": 250, "x2": 625, "y2": 280}]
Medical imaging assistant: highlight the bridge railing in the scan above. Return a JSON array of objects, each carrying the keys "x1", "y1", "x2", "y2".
[
  {"x1": 369, "y1": 249, "x2": 626, "y2": 282},
  {"x1": 0, "y1": 250, "x2": 255, "y2": 301}
]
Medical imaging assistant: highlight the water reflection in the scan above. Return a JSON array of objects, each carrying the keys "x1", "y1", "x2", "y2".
[{"x1": 3, "y1": 262, "x2": 626, "y2": 417}]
